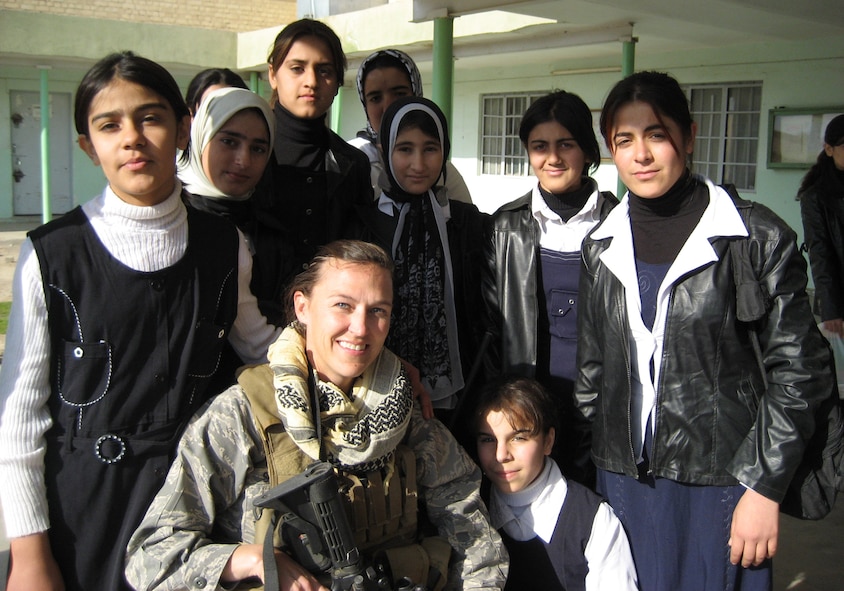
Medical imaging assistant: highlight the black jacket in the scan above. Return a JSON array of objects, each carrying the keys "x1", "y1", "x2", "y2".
[
  {"x1": 482, "y1": 186, "x2": 618, "y2": 377},
  {"x1": 799, "y1": 169, "x2": 844, "y2": 321},
  {"x1": 575, "y1": 182, "x2": 833, "y2": 502},
  {"x1": 249, "y1": 132, "x2": 373, "y2": 326}
]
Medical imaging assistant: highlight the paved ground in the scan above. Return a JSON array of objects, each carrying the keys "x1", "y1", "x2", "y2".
[{"x1": 0, "y1": 217, "x2": 842, "y2": 588}]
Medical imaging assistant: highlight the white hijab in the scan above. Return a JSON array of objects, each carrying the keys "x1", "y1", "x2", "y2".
[{"x1": 178, "y1": 87, "x2": 275, "y2": 200}]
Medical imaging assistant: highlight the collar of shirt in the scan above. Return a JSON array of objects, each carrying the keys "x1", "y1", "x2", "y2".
[{"x1": 530, "y1": 183, "x2": 601, "y2": 252}]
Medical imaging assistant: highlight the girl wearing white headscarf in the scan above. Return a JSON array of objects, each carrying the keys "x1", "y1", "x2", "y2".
[
  {"x1": 179, "y1": 86, "x2": 275, "y2": 232},
  {"x1": 355, "y1": 96, "x2": 487, "y2": 421}
]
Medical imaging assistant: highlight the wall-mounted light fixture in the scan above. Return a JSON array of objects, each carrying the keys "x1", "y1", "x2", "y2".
[{"x1": 550, "y1": 66, "x2": 622, "y2": 76}]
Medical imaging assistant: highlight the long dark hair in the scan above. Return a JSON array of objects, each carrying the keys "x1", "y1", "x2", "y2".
[
  {"x1": 74, "y1": 51, "x2": 189, "y2": 136},
  {"x1": 798, "y1": 151, "x2": 837, "y2": 196}
]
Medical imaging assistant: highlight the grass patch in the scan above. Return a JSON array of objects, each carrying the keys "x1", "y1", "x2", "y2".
[{"x1": 0, "y1": 301, "x2": 10, "y2": 334}]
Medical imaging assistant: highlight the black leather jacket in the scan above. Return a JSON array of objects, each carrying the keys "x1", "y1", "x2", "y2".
[
  {"x1": 799, "y1": 168, "x2": 844, "y2": 321},
  {"x1": 482, "y1": 185, "x2": 618, "y2": 377},
  {"x1": 575, "y1": 183, "x2": 833, "y2": 502}
]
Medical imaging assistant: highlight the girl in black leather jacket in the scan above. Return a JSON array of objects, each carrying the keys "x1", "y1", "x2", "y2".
[
  {"x1": 482, "y1": 91, "x2": 616, "y2": 485},
  {"x1": 576, "y1": 71, "x2": 832, "y2": 591}
]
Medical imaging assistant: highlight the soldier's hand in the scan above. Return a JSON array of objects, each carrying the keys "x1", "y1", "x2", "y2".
[{"x1": 223, "y1": 544, "x2": 328, "y2": 590}]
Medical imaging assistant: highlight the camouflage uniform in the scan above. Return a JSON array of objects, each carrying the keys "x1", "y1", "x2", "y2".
[{"x1": 125, "y1": 384, "x2": 507, "y2": 591}]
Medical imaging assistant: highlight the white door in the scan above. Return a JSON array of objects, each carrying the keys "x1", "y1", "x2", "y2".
[{"x1": 10, "y1": 91, "x2": 73, "y2": 215}]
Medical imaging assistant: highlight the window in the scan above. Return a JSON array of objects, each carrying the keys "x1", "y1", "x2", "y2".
[
  {"x1": 687, "y1": 82, "x2": 762, "y2": 191},
  {"x1": 479, "y1": 93, "x2": 545, "y2": 175}
]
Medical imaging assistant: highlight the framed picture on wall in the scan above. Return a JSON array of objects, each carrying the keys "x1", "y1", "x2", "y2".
[
  {"x1": 591, "y1": 110, "x2": 612, "y2": 162},
  {"x1": 767, "y1": 107, "x2": 844, "y2": 169}
]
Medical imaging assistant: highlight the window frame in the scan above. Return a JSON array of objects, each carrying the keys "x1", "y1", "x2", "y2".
[
  {"x1": 685, "y1": 81, "x2": 763, "y2": 192},
  {"x1": 478, "y1": 92, "x2": 546, "y2": 177}
]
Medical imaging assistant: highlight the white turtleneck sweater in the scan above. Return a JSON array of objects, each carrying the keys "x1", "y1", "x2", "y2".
[{"x1": 0, "y1": 183, "x2": 278, "y2": 538}]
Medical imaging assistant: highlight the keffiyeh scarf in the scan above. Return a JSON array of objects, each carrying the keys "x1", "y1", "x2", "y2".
[{"x1": 267, "y1": 326, "x2": 412, "y2": 473}]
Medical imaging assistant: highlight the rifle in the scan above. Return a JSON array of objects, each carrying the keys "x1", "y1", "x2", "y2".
[{"x1": 254, "y1": 462, "x2": 426, "y2": 591}]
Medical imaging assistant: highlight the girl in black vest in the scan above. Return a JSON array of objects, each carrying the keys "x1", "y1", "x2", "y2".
[
  {"x1": 474, "y1": 377, "x2": 637, "y2": 591},
  {"x1": 0, "y1": 52, "x2": 259, "y2": 591}
]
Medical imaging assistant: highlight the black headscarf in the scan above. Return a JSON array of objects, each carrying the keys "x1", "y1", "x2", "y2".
[
  {"x1": 379, "y1": 97, "x2": 461, "y2": 401},
  {"x1": 380, "y1": 96, "x2": 450, "y2": 202}
]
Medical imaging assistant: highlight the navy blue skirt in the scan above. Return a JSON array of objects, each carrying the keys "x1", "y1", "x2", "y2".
[{"x1": 597, "y1": 468, "x2": 772, "y2": 591}]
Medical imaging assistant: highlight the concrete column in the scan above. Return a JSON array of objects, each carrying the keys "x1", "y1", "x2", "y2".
[
  {"x1": 432, "y1": 16, "x2": 454, "y2": 137},
  {"x1": 330, "y1": 86, "x2": 344, "y2": 135},
  {"x1": 38, "y1": 66, "x2": 52, "y2": 223},
  {"x1": 617, "y1": 37, "x2": 637, "y2": 198}
]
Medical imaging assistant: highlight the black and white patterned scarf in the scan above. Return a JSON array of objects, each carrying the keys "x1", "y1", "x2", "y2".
[
  {"x1": 267, "y1": 326, "x2": 412, "y2": 473},
  {"x1": 379, "y1": 98, "x2": 464, "y2": 404}
]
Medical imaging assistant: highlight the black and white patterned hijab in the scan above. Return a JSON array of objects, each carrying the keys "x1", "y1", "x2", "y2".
[{"x1": 355, "y1": 49, "x2": 424, "y2": 143}]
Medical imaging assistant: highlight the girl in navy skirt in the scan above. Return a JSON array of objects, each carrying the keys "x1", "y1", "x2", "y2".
[{"x1": 575, "y1": 71, "x2": 833, "y2": 590}]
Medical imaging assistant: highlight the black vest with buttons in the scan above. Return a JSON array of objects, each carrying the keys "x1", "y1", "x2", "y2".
[
  {"x1": 499, "y1": 480, "x2": 603, "y2": 591},
  {"x1": 28, "y1": 203, "x2": 238, "y2": 591}
]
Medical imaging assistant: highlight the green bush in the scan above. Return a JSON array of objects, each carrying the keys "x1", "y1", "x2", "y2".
[{"x1": 0, "y1": 301, "x2": 10, "y2": 334}]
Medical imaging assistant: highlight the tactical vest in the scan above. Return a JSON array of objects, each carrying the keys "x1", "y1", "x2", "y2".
[{"x1": 236, "y1": 365, "x2": 450, "y2": 590}]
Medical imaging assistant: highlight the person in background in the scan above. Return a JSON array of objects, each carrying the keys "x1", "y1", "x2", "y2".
[
  {"x1": 349, "y1": 49, "x2": 473, "y2": 204},
  {"x1": 482, "y1": 90, "x2": 616, "y2": 485},
  {"x1": 354, "y1": 96, "x2": 487, "y2": 424},
  {"x1": 799, "y1": 113, "x2": 844, "y2": 338},
  {"x1": 575, "y1": 70, "x2": 833, "y2": 590},
  {"x1": 250, "y1": 19, "x2": 372, "y2": 327},
  {"x1": 125, "y1": 240, "x2": 507, "y2": 591},
  {"x1": 475, "y1": 376, "x2": 637, "y2": 591},
  {"x1": 184, "y1": 67, "x2": 248, "y2": 117},
  {"x1": 0, "y1": 51, "x2": 270, "y2": 591}
]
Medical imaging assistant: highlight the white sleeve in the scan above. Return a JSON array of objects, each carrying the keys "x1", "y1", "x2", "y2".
[
  {"x1": 584, "y1": 502, "x2": 639, "y2": 591},
  {"x1": 0, "y1": 238, "x2": 53, "y2": 537},
  {"x1": 227, "y1": 229, "x2": 281, "y2": 365}
]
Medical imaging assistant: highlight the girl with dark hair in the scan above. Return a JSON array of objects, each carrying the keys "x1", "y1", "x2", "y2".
[
  {"x1": 249, "y1": 19, "x2": 373, "y2": 326},
  {"x1": 483, "y1": 90, "x2": 616, "y2": 484},
  {"x1": 0, "y1": 51, "x2": 273, "y2": 590},
  {"x1": 475, "y1": 376, "x2": 637, "y2": 591},
  {"x1": 799, "y1": 113, "x2": 844, "y2": 338},
  {"x1": 355, "y1": 96, "x2": 486, "y2": 420},
  {"x1": 349, "y1": 49, "x2": 473, "y2": 203},
  {"x1": 184, "y1": 67, "x2": 248, "y2": 116},
  {"x1": 576, "y1": 70, "x2": 832, "y2": 590}
]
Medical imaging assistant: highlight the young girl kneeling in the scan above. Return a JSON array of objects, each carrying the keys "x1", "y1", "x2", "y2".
[{"x1": 475, "y1": 377, "x2": 638, "y2": 591}]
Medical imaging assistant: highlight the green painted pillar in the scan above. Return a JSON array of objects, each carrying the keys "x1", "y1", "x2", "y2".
[
  {"x1": 432, "y1": 16, "x2": 454, "y2": 139},
  {"x1": 39, "y1": 66, "x2": 52, "y2": 224},
  {"x1": 250, "y1": 71, "x2": 260, "y2": 94},
  {"x1": 617, "y1": 37, "x2": 637, "y2": 199},
  {"x1": 330, "y1": 86, "x2": 344, "y2": 135}
]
